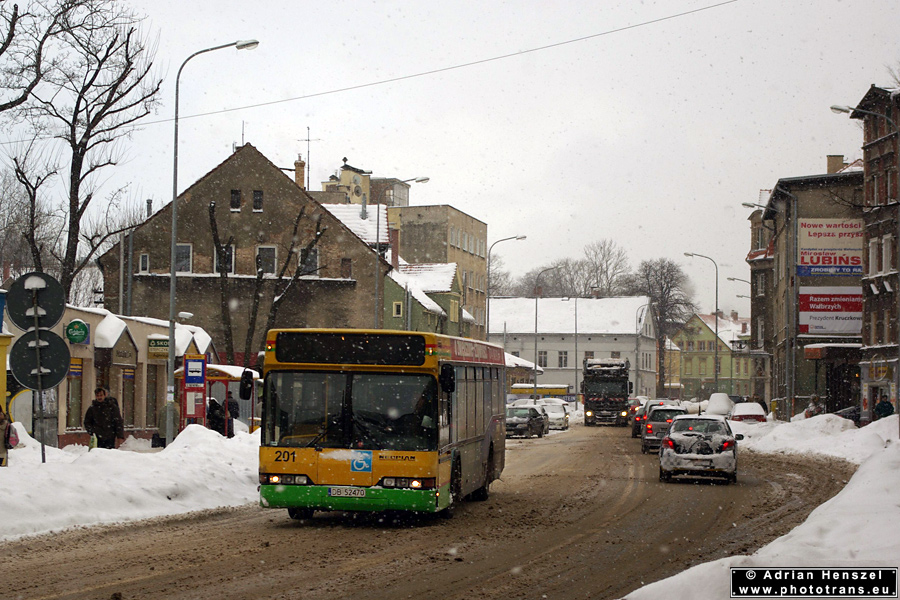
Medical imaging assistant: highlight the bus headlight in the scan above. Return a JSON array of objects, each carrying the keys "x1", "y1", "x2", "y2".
[
  {"x1": 380, "y1": 477, "x2": 435, "y2": 490},
  {"x1": 260, "y1": 473, "x2": 309, "y2": 485},
  {"x1": 585, "y1": 411, "x2": 593, "y2": 417}
]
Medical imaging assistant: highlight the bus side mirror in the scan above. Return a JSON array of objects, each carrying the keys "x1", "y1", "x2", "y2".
[
  {"x1": 439, "y1": 364, "x2": 455, "y2": 394},
  {"x1": 239, "y1": 370, "x2": 254, "y2": 400},
  {"x1": 629, "y1": 382, "x2": 634, "y2": 394}
]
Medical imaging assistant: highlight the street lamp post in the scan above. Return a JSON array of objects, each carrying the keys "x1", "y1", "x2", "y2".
[
  {"x1": 833, "y1": 104, "x2": 900, "y2": 431},
  {"x1": 372, "y1": 177, "x2": 429, "y2": 329},
  {"x1": 167, "y1": 39, "x2": 259, "y2": 443},
  {"x1": 486, "y1": 235, "x2": 526, "y2": 337},
  {"x1": 533, "y1": 266, "x2": 559, "y2": 401},
  {"x1": 685, "y1": 252, "x2": 719, "y2": 393}
]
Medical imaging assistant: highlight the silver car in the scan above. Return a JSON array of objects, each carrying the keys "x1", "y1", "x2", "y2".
[
  {"x1": 640, "y1": 405, "x2": 686, "y2": 454},
  {"x1": 658, "y1": 414, "x2": 744, "y2": 484}
]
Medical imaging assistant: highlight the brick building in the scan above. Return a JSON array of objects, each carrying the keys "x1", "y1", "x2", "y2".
[{"x1": 99, "y1": 144, "x2": 388, "y2": 366}]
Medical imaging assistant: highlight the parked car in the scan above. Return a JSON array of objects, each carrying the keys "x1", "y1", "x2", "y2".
[
  {"x1": 730, "y1": 402, "x2": 767, "y2": 423},
  {"x1": 505, "y1": 407, "x2": 545, "y2": 438},
  {"x1": 658, "y1": 414, "x2": 744, "y2": 484},
  {"x1": 514, "y1": 403, "x2": 550, "y2": 435},
  {"x1": 704, "y1": 392, "x2": 735, "y2": 419},
  {"x1": 834, "y1": 405, "x2": 861, "y2": 426},
  {"x1": 543, "y1": 403, "x2": 570, "y2": 430},
  {"x1": 641, "y1": 405, "x2": 687, "y2": 454},
  {"x1": 632, "y1": 398, "x2": 680, "y2": 438}
]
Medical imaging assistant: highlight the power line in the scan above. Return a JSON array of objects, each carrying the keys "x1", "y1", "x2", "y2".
[{"x1": 0, "y1": 0, "x2": 740, "y2": 144}]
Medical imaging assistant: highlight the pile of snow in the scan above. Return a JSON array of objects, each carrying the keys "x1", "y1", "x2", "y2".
[{"x1": 0, "y1": 424, "x2": 259, "y2": 540}]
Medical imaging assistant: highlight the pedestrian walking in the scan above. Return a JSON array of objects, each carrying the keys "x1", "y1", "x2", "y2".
[
  {"x1": 84, "y1": 388, "x2": 125, "y2": 449},
  {"x1": 225, "y1": 391, "x2": 240, "y2": 438}
]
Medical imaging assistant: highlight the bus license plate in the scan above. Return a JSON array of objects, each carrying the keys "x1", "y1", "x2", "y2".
[{"x1": 328, "y1": 487, "x2": 366, "y2": 498}]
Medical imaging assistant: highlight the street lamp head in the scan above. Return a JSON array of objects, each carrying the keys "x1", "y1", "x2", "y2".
[
  {"x1": 684, "y1": 252, "x2": 694, "y2": 257},
  {"x1": 413, "y1": 176, "x2": 430, "y2": 183},
  {"x1": 830, "y1": 105, "x2": 852, "y2": 114},
  {"x1": 235, "y1": 39, "x2": 260, "y2": 50}
]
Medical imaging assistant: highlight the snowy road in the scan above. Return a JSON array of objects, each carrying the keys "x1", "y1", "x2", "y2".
[{"x1": 0, "y1": 424, "x2": 854, "y2": 600}]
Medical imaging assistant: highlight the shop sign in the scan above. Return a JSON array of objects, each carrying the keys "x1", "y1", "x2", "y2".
[
  {"x1": 65, "y1": 319, "x2": 89, "y2": 344},
  {"x1": 148, "y1": 338, "x2": 168, "y2": 360}
]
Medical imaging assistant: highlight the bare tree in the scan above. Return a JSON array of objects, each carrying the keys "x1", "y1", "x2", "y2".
[
  {"x1": 487, "y1": 253, "x2": 513, "y2": 297},
  {"x1": 208, "y1": 200, "x2": 236, "y2": 365},
  {"x1": 622, "y1": 258, "x2": 696, "y2": 397},
  {"x1": 582, "y1": 239, "x2": 630, "y2": 297},
  {"x1": 0, "y1": 0, "x2": 79, "y2": 114},
  {"x1": 16, "y1": 0, "x2": 161, "y2": 300}
]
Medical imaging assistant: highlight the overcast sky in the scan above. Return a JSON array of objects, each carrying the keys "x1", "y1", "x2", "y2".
[{"x1": 109, "y1": 0, "x2": 899, "y2": 316}]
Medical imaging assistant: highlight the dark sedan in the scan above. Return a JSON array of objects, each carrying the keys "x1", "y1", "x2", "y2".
[{"x1": 505, "y1": 406, "x2": 545, "y2": 438}]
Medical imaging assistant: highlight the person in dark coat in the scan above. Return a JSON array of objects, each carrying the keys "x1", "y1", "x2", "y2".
[
  {"x1": 225, "y1": 391, "x2": 240, "y2": 438},
  {"x1": 874, "y1": 395, "x2": 895, "y2": 420},
  {"x1": 84, "y1": 387, "x2": 125, "y2": 449},
  {"x1": 207, "y1": 397, "x2": 226, "y2": 435}
]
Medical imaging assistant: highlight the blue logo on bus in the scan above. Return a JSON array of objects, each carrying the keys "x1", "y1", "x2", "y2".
[{"x1": 351, "y1": 450, "x2": 372, "y2": 472}]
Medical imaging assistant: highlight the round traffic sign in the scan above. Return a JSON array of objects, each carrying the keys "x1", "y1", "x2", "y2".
[
  {"x1": 9, "y1": 329, "x2": 71, "y2": 390},
  {"x1": 6, "y1": 272, "x2": 66, "y2": 331}
]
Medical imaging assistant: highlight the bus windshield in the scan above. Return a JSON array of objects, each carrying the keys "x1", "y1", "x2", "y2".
[
  {"x1": 262, "y1": 371, "x2": 438, "y2": 451},
  {"x1": 583, "y1": 381, "x2": 628, "y2": 397}
]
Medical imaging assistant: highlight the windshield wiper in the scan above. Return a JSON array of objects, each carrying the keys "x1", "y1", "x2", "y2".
[{"x1": 306, "y1": 428, "x2": 328, "y2": 448}]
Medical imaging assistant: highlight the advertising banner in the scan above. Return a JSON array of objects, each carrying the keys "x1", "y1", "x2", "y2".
[
  {"x1": 798, "y1": 286, "x2": 863, "y2": 335},
  {"x1": 797, "y1": 218, "x2": 864, "y2": 276}
]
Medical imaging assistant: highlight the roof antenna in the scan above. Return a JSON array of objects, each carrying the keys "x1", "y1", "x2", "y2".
[{"x1": 298, "y1": 126, "x2": 323, "y2": 190}]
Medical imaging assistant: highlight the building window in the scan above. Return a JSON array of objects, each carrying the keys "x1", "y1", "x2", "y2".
[
  {"x1": 215, "y1": 244, "x2": 234, "y2": 274},
  {"x1": 699, "y1": 359, "x2": 706, "y2": 376},
  {"x1": 870, "y1": 239, "x2": 880, "y2": 275},
  {"x1": 256, "y1": 246, "x2": 276, "y2": 274},
  {"x1": 511, "y1": 351, "x2": 519, "y2": 357},
  {"x1": 230, "y1": 189, "x2": 241, "y2": 211},
  {"x1": 300, "y1": 248, "x2": 318, "y2": 275},
  {"x1": 686, "y1": 341, "x2": 694, "y2": 352},
  {"x1": 883, "y1": 235, "x2": 894, "y2": 272},
  {"x1": 341, "y1": 258, "x2": 352, "y2": 278},
  {"x1": 756, "y1": 318, "x2": 764, "y2": 349},
  {"x1": 715, "y1": 357, "x2": 721, "y2": 375},
  {"x1": 253, "y1": 190, "x2": 263, "y2": 212},
  {"x1": 393, "y1": 302, "x2": 403, "y2": 318},
  {"x1": 755, "y1": 271, "x2": 765, "y2": 296},
  {"x1": 65, "y1": 358, "x2": 83, "y2": 429},
  {"x1": 584, "y1": 351, "x2": 594, "y2": 361},
  {"x1": 558, "y1": 351, "x2": 568, "y2": 368},
  {"x1": 139, "y1": 253, "x2": 149, "y2": 273},
  {"x1": 684, "y1": 359, "x2": 692, "y2": 375},
  {"x1": 610, "y1": 351, "x2": 619, "y2": 359},
  {"x1": 175, "y1": 244, "x2": 192, "y2": 273},
  {"x1": 698, "y1": 341, "x2": 706, "y2": 352},
  {"x1": 537, "y1": 350, "x2": 547, "y2": 368}
]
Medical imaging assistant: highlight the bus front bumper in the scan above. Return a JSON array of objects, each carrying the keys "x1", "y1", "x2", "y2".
[{"x1": 260, "y1": 484, "x2": 445, "y2": 513}]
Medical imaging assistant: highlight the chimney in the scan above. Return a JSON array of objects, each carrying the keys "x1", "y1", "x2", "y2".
[
  {"x1": 742, "y1": 322, "x2": 748, "y2": 334},
  {"x1": 146, "y1": 198, "x2": 152, "y2": 218},
  {"x1": 716, "y1": 309, "x2": 724, "y2": 319},
  {"x1": 294, "y1": 154, "x2": 306, "y2": 190},
  {"x1": 390, "y1": 227, "x2": 400, "y2": 269},
  {"x1": 730, "y1": 310, "x2": 739, "y2": 321},
  {"x1": 826, "y1": 154, "x2": 847, "y2": 174}
]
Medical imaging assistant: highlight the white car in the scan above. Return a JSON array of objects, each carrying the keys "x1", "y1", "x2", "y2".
[
  {"x1": 730, "y1": 402, "x2": 767, "y2": 423},
  {"x1": 542, "y1": 403, "x2": 570, "y2": 430},
  {"x1": 659, "y1": 414, "x2": 743, "y2": 484}
]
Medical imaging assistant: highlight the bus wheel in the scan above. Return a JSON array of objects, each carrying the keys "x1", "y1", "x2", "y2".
[
  {"x1": 288, "y1": 507, "x2": 314, "y2": 521},
  {"x1": 471, "y1": 448, "x2": 493, "y2": 501}
]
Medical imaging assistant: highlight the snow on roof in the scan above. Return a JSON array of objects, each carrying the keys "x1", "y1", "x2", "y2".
[
  {"x1": 698, "y1": 313, "x2": 750, "y2": 349},
  {"x1": 838, "y1": 158, "x2": 864, "y2": 173},
  {"x1": 121, "y1": 315, "x2": 213, "y2": 355},
  {"x1": 398, "y1": 263, "x2": 457, "y2": 293},
  {"x1": 488, "y1": 296, "x2": 652, "y2": 335},
  {"x1": 505, "y1": 352, "x2": 541, "y2": 372},
  {"x1": 387, "y1": 270, "x2": 445, "y2": 316},
  {"x1": 461, "y1": 307, "x2": 475, "y2": 323},
  {"x1": 321, "y1": 204, "x2": 387, "y2": 245},
  {"x1": 94, "y1": 313, "x2": 128, "y2": 348}
]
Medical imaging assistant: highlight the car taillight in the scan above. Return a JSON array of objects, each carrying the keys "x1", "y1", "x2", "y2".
[
  {"x1": 666, "y1": 419, "x2": 673, "y2": 423},
  {"x1": 720, "y1": 439, "x2": 734, "y2": 451},
  {"x1": 635, "y1": 416, "x2": 642, "y2": 421},
  {"x1": 661, "y1": 437, "x2": 674, "y2": 449},
  {"x1": 645, "y1": 423, "x2": 653, "y2": 433}
]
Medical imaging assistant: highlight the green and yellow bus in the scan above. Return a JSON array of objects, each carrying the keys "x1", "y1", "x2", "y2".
[{"x1": 248, "y1": 329, "x2": 506, "y2": 520}]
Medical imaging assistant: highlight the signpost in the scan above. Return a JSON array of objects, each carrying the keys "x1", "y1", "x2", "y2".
[
  {"x1": 182, "y1": 354, "x2": 207, "y2": 425},
  {"x1": 6, "y1": 273, "x2": 69, "y2": 464}
]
